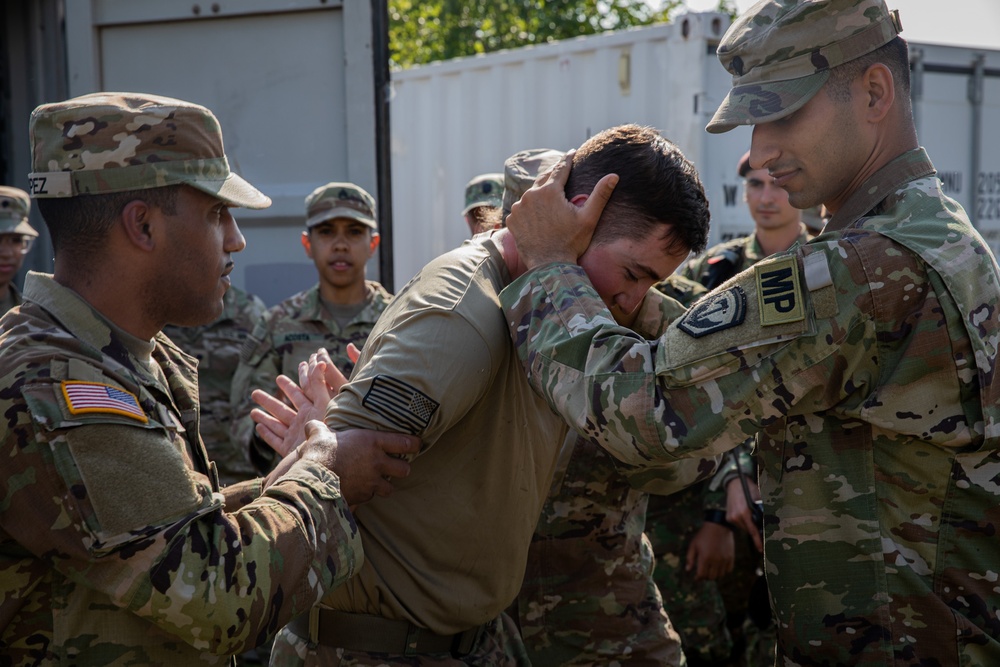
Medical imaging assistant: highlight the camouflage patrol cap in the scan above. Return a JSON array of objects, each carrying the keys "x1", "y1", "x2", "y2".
[
  {"x1": 305, "y1": 182, "x2": 377, "y2": 230},
  {"x1": 706, "y1": 0, "x2": 903, "y2": 134},
  {"x1": 502, "y1": 149, "x2": 565, "y2": 224},
  {"x1": 0, "y1": 186, "x2": 38, "y2": 237},
  {"x1": 27, "y1": 92, "x2": 271, "y2": 208},
  {"x1": 462, "y1": 173, "x2": 504, "y2": 216}
]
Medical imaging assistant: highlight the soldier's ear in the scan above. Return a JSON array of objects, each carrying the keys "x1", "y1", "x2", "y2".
[
  {"x1": 120, "y1": 199, "x2": 156, "y2": 252},
  {"x1": 368, "y1": 232, "x2": 381, "y2": 256},
  {"x1": 862, "y1": 62, "x2": 894, "y2": 123},
  {"x1": 301, "y1": 230, "x2": 313, "y2": 258}
]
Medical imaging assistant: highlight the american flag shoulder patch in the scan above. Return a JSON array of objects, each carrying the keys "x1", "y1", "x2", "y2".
[
  {"x1": 61, "y1": 381, "x2": 149, "y2": 423},
  {"x1": 362, "y1": 375, "x2": 439, "y2": 435}
]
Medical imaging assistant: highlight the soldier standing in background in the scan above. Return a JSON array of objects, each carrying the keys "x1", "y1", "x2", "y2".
[
  {"x1": 462, "y1": 172, "x2": 504, "y2": 235},
  {"x1": 0, "y1": 92, "x2": 418, "y2": 664},
  {"x1": 504, "y1": 148, "x2": 687, "y2": 666},
  {"x1": 0, "y1": 186, "x2": 38, "y2": 315},
  {"x1": 231, "y1": 182, "x2": 392, "y2": 473},
  {"x1": 649, "y1": 148, "x2": 813, "y2": 666},
  {"x1": 499, "y1": 0, "x2": 1000, "y2": 663},
  {"x1": 164, "y1": 286, "x2": 267, "y2": 486}
]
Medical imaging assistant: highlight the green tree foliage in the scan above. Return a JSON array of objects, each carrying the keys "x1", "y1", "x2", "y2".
[{"x1": 389, "y1": 0, "x2": 685, "y2": 69}]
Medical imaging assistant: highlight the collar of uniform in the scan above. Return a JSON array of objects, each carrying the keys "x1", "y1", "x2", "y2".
[
  {"x1": 824, "y1": 148, "x2": 937, "y2": 234},
  {"x1": 22, "y1": 271, "x2": 156, "y2": 363},
  {"x1": 300, "y1": 281, "x2": 386, "y2": 325},
  {"x1": 479, "y1": 233, "x2": 513, "y2": 286}
]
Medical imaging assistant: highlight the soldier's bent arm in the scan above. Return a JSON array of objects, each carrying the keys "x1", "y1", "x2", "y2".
[
  {"x1": 1, "y1": 380, "x2": 362, "y2": 657},
  {"x1": 500, "y1": 233, "x2": 978, "y2": 465}
]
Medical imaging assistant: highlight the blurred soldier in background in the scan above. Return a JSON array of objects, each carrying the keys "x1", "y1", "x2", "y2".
[
  {"x1": 462, "y1": 172, "x2": 503, "y2": 234},
  {"x1": 0, "y1": 186, "x2": 38, "y2": 315}
]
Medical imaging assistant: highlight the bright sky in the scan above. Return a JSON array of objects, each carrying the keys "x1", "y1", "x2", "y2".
[{"x1": 672, "y1": 0, "x2": 1000, "y2": 51}]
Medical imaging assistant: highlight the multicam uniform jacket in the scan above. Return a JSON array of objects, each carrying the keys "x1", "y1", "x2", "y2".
[
  {"x1": 0, "y1": 273, "x2": 362, "y2": 665},
  {"x1": 163, "y1": 285, "x2": 266, "y2": 486},
  {"x1": 500, "y1": 149, "x2": 1000, "y2": 666},
  {"x1": 230, "y1": 281, "x2": 391, "y2": 472}
]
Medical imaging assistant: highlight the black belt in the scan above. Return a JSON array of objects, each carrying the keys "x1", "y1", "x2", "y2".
[{"x1": 287, "y1": 608, "x2": 487, "y2": 657}]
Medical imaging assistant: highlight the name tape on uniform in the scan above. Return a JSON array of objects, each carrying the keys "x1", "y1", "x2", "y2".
[{"x1": 756, "y1": 256, "x2": 804, "y2": 326}]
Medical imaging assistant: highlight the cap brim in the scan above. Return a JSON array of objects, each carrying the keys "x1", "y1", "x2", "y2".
[
  {"x1": 188, "y1": 172, "x2": 272, "y2": 210},
  {"x1": 462, "y1": 199, "x2": 502, "y2": 216},
  {"x1": 306, "y1": 207, "x2": 377, "y2": 229},
  {"x1": 0, "y1": 219, "x2": 38, "y2": 237},
  {"x1": 706, "y1": 71, "x2": 829, "y2": 134}
]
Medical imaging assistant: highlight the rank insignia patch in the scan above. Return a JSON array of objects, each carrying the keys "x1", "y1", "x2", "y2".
[
  {"x1": 61, "y1": 381, "x2": 148, "y2": 422},
  {"x1": 756, "y1": 256, "x2": 804, "y2": 326},
  {"x1": 363, "y1": 375, "x2": 439, "y2": 434},
  {"x1": 678, "y1": 286, "x2": 747, "y2": 338}
]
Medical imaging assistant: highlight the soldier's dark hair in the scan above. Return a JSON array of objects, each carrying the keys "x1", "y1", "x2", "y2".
[
  {"x1": 826, "y1": 37, "x2": 911, "y2": 105},
  {"x1": 37, "y1": 185, "x2": 180, "y2": 257},
  {"x1": 566, "y1": 124, "x2": 710, "y2": 256}
]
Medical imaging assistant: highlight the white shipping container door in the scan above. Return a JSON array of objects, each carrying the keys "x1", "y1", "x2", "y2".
[
  {"x1": 911, "y1": 43, "x2": 1000, "y2": 256},
  {"x1": 64, "y1": 0, "x2": 379, "y2": 305}
]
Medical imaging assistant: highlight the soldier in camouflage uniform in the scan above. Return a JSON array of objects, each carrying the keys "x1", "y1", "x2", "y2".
[
  {"x1": 505, "y1": 150, "x2": 688, "y2": 666},
  {"x1": 498, "y1": 1, "x2": 1000, "y2": 664},
  {"x1": 0, "y1": 186, "x2": 38, "y2": 315},
  {"x1": 262, "y1": 125, "x2": 715, "y2": 666},
  {"x1": 164, "y1": 285, "x2": 267, "y2": 486},
  {"x1": 462, "y1": 172, "x2": 504, "y2": 235},
  {"x1": 231, "y1": 182, "x2": 392, "y2": 473},
  {"x1": 0, "y1": 92, "x2": 419, "y2": 665}
]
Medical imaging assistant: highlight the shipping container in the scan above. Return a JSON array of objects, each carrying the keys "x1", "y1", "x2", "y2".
[
  {"x1": 2, "y1": 0, "x2": 392, "y2": 303},
  {"x1": 389, "y1": 11, "x2": 1000, "y2": 285}
]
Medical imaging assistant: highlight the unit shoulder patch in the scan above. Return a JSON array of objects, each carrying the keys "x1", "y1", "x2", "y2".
[
  {"x1": 678, "y1": 286, "x2": 747, "y2": 338},
  {"x1": 756, "y1": 255, "x2": 804, "y2": 326},
  {"x1": 61, "y1": 381, "x2": 148, "y2": 423}
]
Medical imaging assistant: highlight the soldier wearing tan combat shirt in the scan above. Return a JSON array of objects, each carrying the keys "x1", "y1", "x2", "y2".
[{"x1": 256, "y1": 125, "x2": 717, "y2": 666}]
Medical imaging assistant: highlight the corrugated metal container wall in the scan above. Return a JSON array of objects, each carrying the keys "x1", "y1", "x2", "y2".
[
  {"x1": 390, "y1": 12, "x2": 1000, "y2": 285},
  {"x1": 60, "y1": 0, "x2": 382, "y2": 305},
  {"x1": 909, "y1": 43, "x2": 1000, "y2": 254},
  {"x1": 390, "y1": 12, "x2": 753, "y2": 285}
]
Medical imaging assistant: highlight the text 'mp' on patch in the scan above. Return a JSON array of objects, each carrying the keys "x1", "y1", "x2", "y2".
[
  {"x1": 61, "y1": 381, "x2": 148, "y2": 423},
  {"x1": 362, "y1": 375, "x2": 439, "y2": 434},
  {"x1": 678, "y1": 286, "x2": 747, "y2": 338},
  {"x1": 756, "y1": 255, "x2": 804, "y2": 326}
]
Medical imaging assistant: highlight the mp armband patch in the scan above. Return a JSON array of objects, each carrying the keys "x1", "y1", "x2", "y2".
[
  {"x1": 756, "y1": 256, "x2": 804, "y2": 326},
  {"x1": 61, "y1": 381, "x2": 148, "y2": 423},
  {"x1": 362, "y1": 375, "x2": 439, "y2": 435},
  {"x1": 678, "y1": 286, "x2": 747, "y2": 338}
]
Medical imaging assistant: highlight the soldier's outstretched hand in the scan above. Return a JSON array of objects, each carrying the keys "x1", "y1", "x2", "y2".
[{"x1": 505, "y1": 150, "x2": 619, "y2": 269}]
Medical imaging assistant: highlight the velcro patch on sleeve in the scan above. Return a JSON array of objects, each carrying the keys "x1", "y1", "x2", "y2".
[
  {"x1": 61, "y1": 381, "x2": 148, "y2": 423},
  {"x1": 756, "y1": 256, "x2": 804, "y2": 327},
  {"x1": 678, "y1": 286, "x2": 747, "y2": 338},
  {"x1": 362, "y1": 375, "x2": 439, "y2": 434}
]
